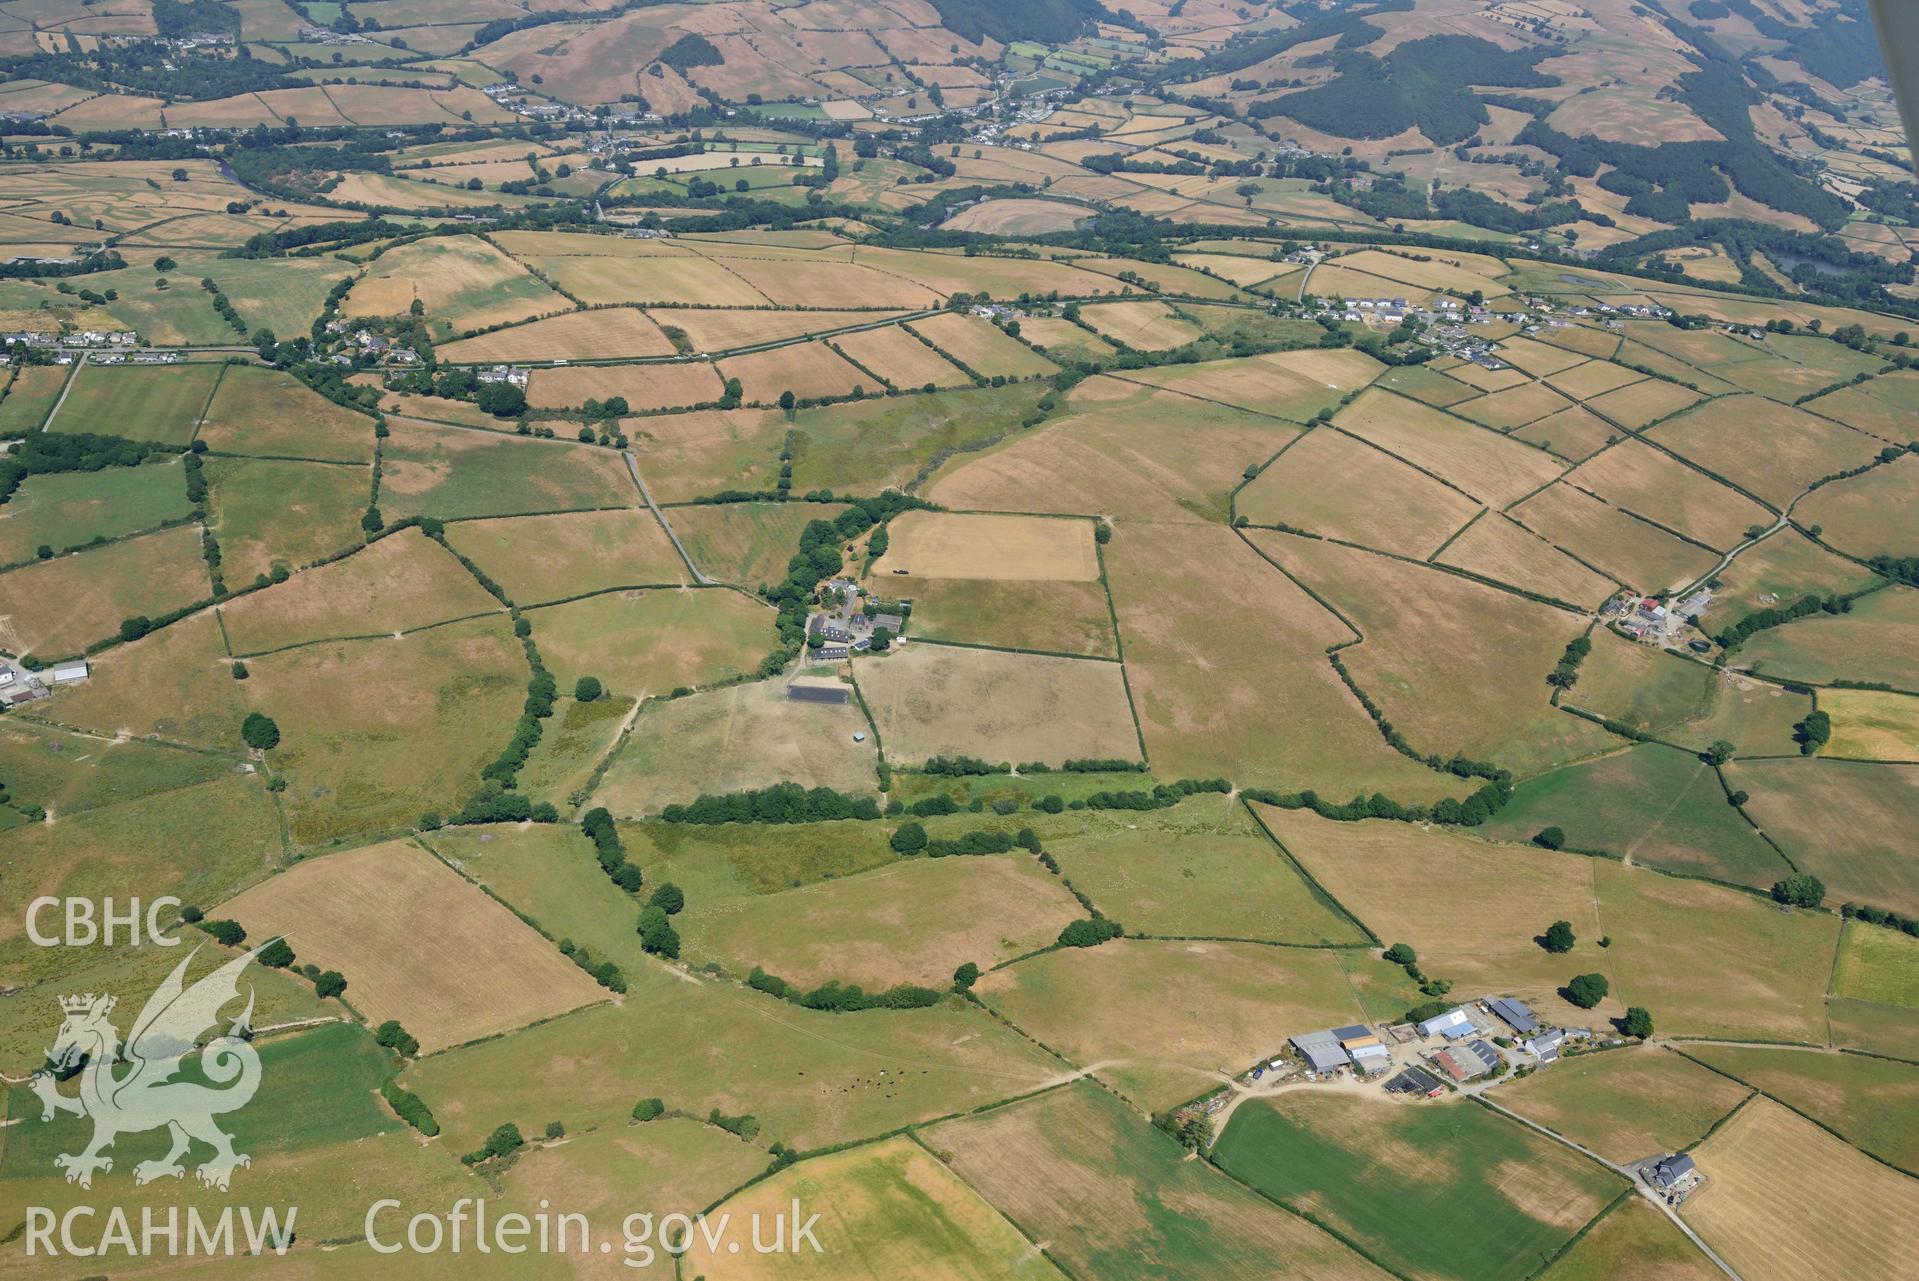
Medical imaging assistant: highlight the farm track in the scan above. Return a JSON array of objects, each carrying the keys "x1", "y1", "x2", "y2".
[{"x1": 624, "y1": 452, "x2": 712, "y2": 585}]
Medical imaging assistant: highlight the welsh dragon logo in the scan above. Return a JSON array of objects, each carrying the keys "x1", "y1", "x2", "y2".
[{"x1": 30, "y1": 944, "x2": 269, "y2": 1191}]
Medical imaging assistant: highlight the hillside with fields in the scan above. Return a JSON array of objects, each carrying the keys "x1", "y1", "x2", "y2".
[{"x1": 0, "y1": 1, "x2": 1916, "y2": 1278}]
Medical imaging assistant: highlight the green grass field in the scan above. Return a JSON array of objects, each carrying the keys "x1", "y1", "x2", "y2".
[
  {"x1": 0, "y1": 364, "x2": 71, "y2": 433},
  {"x1": 196, "y1": 366, "x2": 378, "y2": 463},
  {"x1": 1493, "y1": 1045, "x2": 1751, "y2": 1164},
  {"x1": 1736, "y1": 585, "x2": 1919, "y2": 691},
  {"x1": 0, "y1": 461, "x2": 191, "y2": 565},
  {"x1": 1727, "y1": 759, "x2": 1919, "y2": 917},
  {"x1": 0, "y1": 716, "x2": 230, "y2": 818},
  {"x1": 788, "y1": 384, "x2": 1048, "y2": 493},
  {"x1": 1538, "y1": 1198, "x2": 1722, "y2": 1281},
  {"x1": 205, "y1": 456, "x2": 371, "y2": 583},
  {"x1": 49, "y1": 362, "x2": 222, "y2": 444},
  {"x1": 378, "y1": 421, "x2": 636, "y2": 521},
  {"x1": 515, "y1": 693, "x2": 631, "y2": 806},
  {"x1": 1481, "y1": 743, "x2": 1789, "y2": 888},
  {"x1": 1832, "y1": 920, "x2": 1919, "y2": 1011},
  {"x1": 523, "y1": 588, "x2": 772, "y2": 695},
  {"x1": 1213, "y1": 1094, "x2": 1624, "y2": 1281},
  {"x1": 671, "y1": 501, "x2": 849, "y2": 591}
]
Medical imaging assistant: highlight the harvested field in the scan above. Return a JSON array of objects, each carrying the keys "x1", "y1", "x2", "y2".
[
  {"x1": 1543, "y1": 360, "x2": 1644, "y2": 400},
  {"x1": 526, "y1": 360, "x2": 724, "y2": 412},
  {"x1": 222, "y1": 839, "x2": 606, "y2": 1051},
  {"x1": 1511, "y1": 482, "x2": 1717, "y2": 592},
  {"x1": 523, "y1": 587, "x2": 772, "y2": 694},
  {"x1": 828, "y1": 323, "x2": 971, "y2": 389},
  {"x1": 445, "y1": 508, "x2": 685, "y2": 604},
  {"x1": 870, "y1": 510, "x2": 1098, "y2": 581},
  {"x1": 1213, "y1": 1093, "x2": 1623, "y2": 1281},
  {"x1": 1106, "y1": 522, "x2": 1462, "y2": 798},
  {"x1": 342, "y1": 235, "x2": 566, "y2": 337},
  {"x1": 855, "y1": 643, "x2": 1138, "y2": 767},
  {"x1": 436, "y1": 308, "x2": 676, "y2": 362},
  {"x1": 0, "y1": 524, "x2": 208, "y2": 659},
  {"x1": 687, "y1": 854, "x2": 1083, "y2": 989},
  {"x1": 241, "y1": 616, "x2": 527, "y2": 845},
  {"x1": 1075, "y1": 300, "x2": 1203, "y2": 351},
  {"x1": 717, "y1": 339, "x2": 873, "y2": 403},
  {"x1": 907, "y1": 311, "x2": 1060, "y2": 376},
  {"x1": 927, "y1": 1083, "x2": 1394, "y2": 1281},
  {"x1": 705, "y1": 255, "x2": 941, "y2": 310},
  {"x1": 1435, "y1": 511, "x2": 1617, "y2": 606},
  {"x1": 1682, "y1": 1099, "x2": 1919, "y2": 1281},
  {"x1": 1652, "y1": 396, "x2": 1887, "y2": 508},
  {"x1": 592, "y1": 677, "x2": 876, "y2": 816},
  {"x1": 379, "y1": 419, "x2": 637, "y2": 519},
  {"x1": 1819, "y1": 689, "x2": 1919, "y2": 760},
  {"x1": 1495, "y1": 1045, "x2": 1752, "y2": 1165},
  {"x1": 660, "y1": 307, "x2": 910, "y2": 352},
  {"x1": 1595, "y1": 859, "x2": 1840, "y2": 1043},
  {"x1": 1257, "y1": 533, "x2": 1613, "y2": 774},
  {"x1": 1567, "y1": 438, "x2": 1773, "y2": 548},
  {"x1": 1239, "y1": 428, "x2": 1481, "y2": 557},
  {"x1": 1333, "y1": 388, "x2": 1566, "y2": 508},
  {"x1": 195, "y1": 366, "x2": 376, "y2": 463},
  {"x1": 686, "y1": 1138, "x2": 1066, "y2": 1281},
  {"x1": 49, "y1": 362, "x2": 220, "y2": 444},
  {"x1": 508, "y1": 248, "x2": 770, "y2": 308},
  {"x1": 1685, "y1": 1045, "x2": 1919, "y2": 1172},
  {"x1": 204, "y1": 457, "x2": 372, "y2": 584},
  {"x1": 975, "y1": 938, "x2": 1414, "y2": 1109},
  {"x1": 1727, "y1": 759, "x2": 1919, "y2": 917},
  {"x1": 1584, "y1": 378, "x2": 1705, "y2": 429},
  {"x1": 218, "y1": 528, "x2": 498, "y2": 655}
]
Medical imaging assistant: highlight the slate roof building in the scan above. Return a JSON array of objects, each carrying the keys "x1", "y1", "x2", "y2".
[{"x1": 1487, "y1": 997, "x2": 1540, "y2": 1035}]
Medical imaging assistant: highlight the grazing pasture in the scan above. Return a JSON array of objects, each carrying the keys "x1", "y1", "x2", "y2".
[
  {"x1": 1494, "y1": 1045, "x2": 1752, "y2": 1165},
  {"x1": 222, "y1": 839, "x2": 607, "y2": 1051},
  {"x1": 1793, "y1": 453, "x2": 1919, "y2": 559},
  {"x1": 1332, "y1": 388, "x2": 1565, "y2": 508},
  {"x1": 49, "y1": 362, "x2": 221, "y2": 444},
  {"x1": 20, "y1": 612, "x2": 244, "y2": 748},
  {"x1": 1434, "y1": 511, "x2": 1617, "y2": 606},
  {"x1": 196, "y1": 366, "x2": 376, "y2": 462},
  {"x1": 0, "y1": 524, "x2": 208, "y2": 659},
  {"x1": 1651, "y1": 396, "x2": 1887, "y2": 508},
  {"x1": 856, "y1": 643, "x2": 1138, "y2": 767},
  {"x1": 928, "y1": 1083, "x2": 1393, "y2": 1281},
  {"x1": 446, "y1": 508, "x2": 685, "y2": 603},
  {"x1": 343, "y1": 234, "x2": 567, "y2": 337},
  {"x1": 1726, "y1": 759, "x2": 1919, "y2": 917},
  {"x1": 436, "y1": 308, "x2": 677, "y2": 362},
  {"x1": 0, "y1": 462, "x2": 189, "y2": 565},
  {"x1": 907, "y1": 311, "x2": 1060, "y2": 376},
  {"x1": 204, "y1": 457, "x2": 372, "y2": 583},
  {"x1": 1511, "y1": 482, "x2": 1717, "y2": 591},
  {"x1": 1538, "y1": 1198, "x2": 1725, "y2": 1281},
  {"x1": 1685, "y1": 1045, "x2": 1919, "y2": 1172},
  {"x1": 1736, "y1": 585, "x2": 1919, "y2": 689},
  {"x1": 379, "y1": 420, "x2": 637, "y2": 519},
  {"x1": 524, "y1": 587, "x2": 772, "y2": 694},
  {"x1": 1237, "y1": 428, "x2": 1481, "y2": 558},
  {"x1": 671, "y1": 501, "x2": 848, "y2": 590},
  {"x1": 883, "y1": 576, "x2": 1117, "y2": 658}
]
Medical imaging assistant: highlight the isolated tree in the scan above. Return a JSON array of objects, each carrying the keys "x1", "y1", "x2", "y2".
[
  {"x1": 1564, "y1": 972, "x2": 1609, "y2": 1009},
  {"x1": 1542, "y1": 920, "x2": 1576, "y2": 954},
  {"x1": 374, "y1": 1020, "x2": 420, "y2": 1057},
  {"x1": 240, "y1": 712, "x2": 280, "y2": 751},
  {"x1": 889, "y1": 821, "x2": 928, "y2": 854},
  {"x1": 1533, "y1": 826, "x2": 1565, "y2": 850},
  {"x1": 952, "y1": 961, "x2": 980, "y2": 991},
  {"x1": 1383, "y1": 942, "x2": 1417, "y2": 966},
  {"x1": 574, "y1": 675, "x2": 603, "y2": 702},
  {"x1": 631, "y1": 1097, "x2": 664, "y2": 1122},
  {"x1": 1703, "y1": 739, "x2": 1736, "y2": 766},
  {"x1": 1771, "y1": 873, "x2": 1826, "y2": 909},
  {"x1": 1621, "y1": 1006, "x2": 1654, "y2": 1039}
]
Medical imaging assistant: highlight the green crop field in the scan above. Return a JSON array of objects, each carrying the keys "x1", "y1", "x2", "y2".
[{"x1": 1213, "y1": 1094, "x2": 1624, "y2": 1281}]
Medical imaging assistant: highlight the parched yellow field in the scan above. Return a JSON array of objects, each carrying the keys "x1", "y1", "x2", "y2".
[
  {"x1": 663, "y1": 307, "x2": 911, "y2": 352},
  {"x1": 856, "y1": 643, "x2": 1139, "y2": 766},
  {"x1": 1334, "y1": 388, "x2": 1566, "y2": 508},
  {"x1": 1651, "y1": 396, "x2": 1888, "y2": 509},
  {"x1": 342, "y1": 234, "x2": 567, "y2": 334},
  {"x1": 526, "y1": 360, "x2": 724, "y2": 411},
  {"x1": 0, "y1": 524, "x2": 209, "y2": 659},
  {"x1": 222, "y1": 839, "x2": 607, "y2": 1052},
  {"x1": 436, "y1": 308, "x2": 677, "y2": 361},
  {"x1": 870, "y1": 510, "x2": 1099, "y2": 581},
  {"x1": 1683, "y1": 1099, "x2": 1919, "y2": 1281},
  {"x1": 907, "y1": 310, "x2": 1060, "y2": 376},
  {"x1": 445, "y1": 508, "x2": 685, "y2": 604},
  {"x1": 1820, "y1": 689, "x2": 1919, "y2": 761},
  {"x1": 1511, "y1": 481, "x2": 1717, "y2": 592},
  {"x1": 1332, "y1": 247, "x2": 1511, "y2": 295},
  {"x1": 828, "y1": 323, "x2": 971, "y2": 390},
  {"x1": 717, "y1": 338, "x2": 874, "y2": 402},
  {"x1": 1120, "y1": 347, "x2": 1384, "y2": 421},
  {"x1": 1075, "y1": 300, "x2": 1204, "y2": 351},
  {"x1": 1585, "y1": 377, "x2": 1705, "y2": 429},
  {"x1": 1436, "y1": 511, "x2": 1619, "y2": 607},
  {"x1": 1238, "y1": 427, "x2": 1481, "y2": 558}
]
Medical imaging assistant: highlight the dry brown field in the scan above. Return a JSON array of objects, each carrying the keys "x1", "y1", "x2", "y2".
[
  {"x1": 218, "y1": 528, "x2": 499, "y2": 655},
  {"x1": 0, "y1": 524, "x2": 208, "y2": 659},
  {"x1": 625, "y1": 407, "x2": 788, "y2": 502},
  {"x1": 445, "y1": 508, "x2": 685, "y2": 603},
  {"x1": 1238, "y1": 428, "x2": 1481, "y2": 558},
  {"x1": 1334, "y1": 388, "x2": 1566, "y2": 507},
  {"x1": 1075, "y1": 300, "x2": 1204, "y2": 351},
  {"x1": 342, "y1": 235, "x2": 567, "y2": 333},
  {"x1": 828, "y1": 324, "x2": 971, "y2": 389},
  {"x1": 1511, "y1": 482, "x2": 1717, "y2": 591},
  {"x1": 1457, "y1": 381, "x2": 1576, "y2": 430},
  {"x1": 436, "y1": 309, "x2": 677, "y2": 361},
  {"x1": 1492, "y1": 1045, "x2": 1752, "y2": 1165},
  {"x1": 907, "y1": 311, "x2": 1060, "y2": 376},
  {"x1": 1795, "y1": 453, "x2": 1919, "y2": 559},
  {"x1": 1514, "y1": 405, "x2": 1622, "y2": 461},
  {"x1": 855, "y1": 643, "x2": 1138, "y2": 766},
  {"x1": 1543, "y1": 359, "x2": 1644, "y2": 400},
  {"x1": 717, "y1": 339, "x2": 874, "y2": 402},
  {"x1": 871, "y1": 510, "x2": 1099, "y2": 581},
  {"x1": 663, "y1": 307, "x2": 911, "y2": 352},
  {"x1": 222, "y1": 839, "x2": 607, "y2": 1051},
  {"x1": 526, "y1": 361, "x2": 724, "y2": 411},
  {"x1": 1496, "y1": 334, "x2": 1592, "y2": 377},
  {"x1": 1436, "y1": 511, "x2": 1619, "y2": 606},
  {"x1": 1651, "y1": 396, "x2": 1888, "y2": 508},
  {"x1": 1683, "y1": 1099, "x2": 1919, "y2": 1281}
]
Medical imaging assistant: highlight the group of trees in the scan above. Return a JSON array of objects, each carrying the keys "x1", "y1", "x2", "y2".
[
  {"x1": 659, "y1": 782, "x2": 882, "y2": 826},
  {"x1": 747, "y1": 966, "x2": 941, "y2": 1012},
  {"x1": 581, "y1": 807, "x2": 644, "y2": 892}
]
